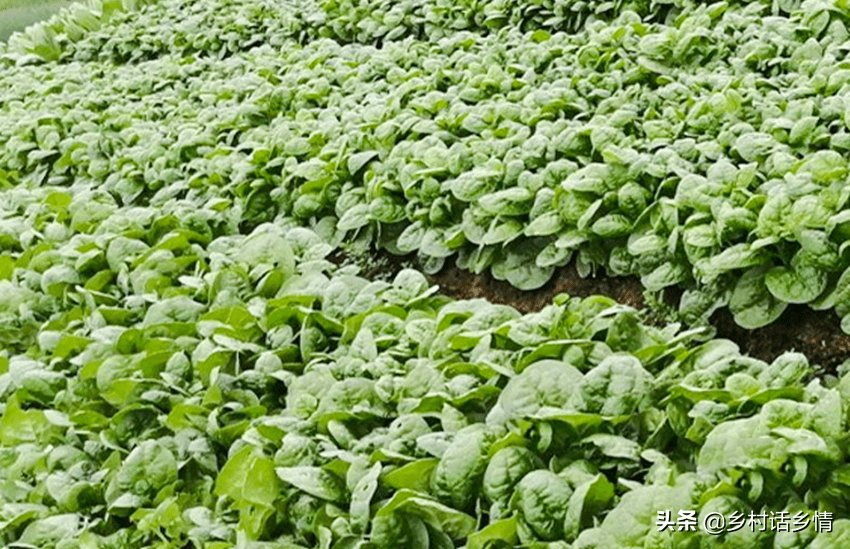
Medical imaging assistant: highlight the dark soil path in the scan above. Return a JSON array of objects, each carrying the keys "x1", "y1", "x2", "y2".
[
  {"x1": 431, "y1": 260, "x2": 850, "y2": 373},
  {"x1": 333, "y1": 248, "x2": 850, "y2": 373}
]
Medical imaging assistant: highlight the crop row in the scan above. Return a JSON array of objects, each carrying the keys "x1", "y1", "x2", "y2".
[
  {"x1": 4, "y1": 0, "x2": 850, "y2": 332},
  {"x1": 0, "y1": 0, "x2": 735, "y2": 63},
  {"x1": 0, "y1": 180, "x2": 846, "y2": 546},
  {"x1": 2, "y1": 0, "x2": 850, "y2": 546}
]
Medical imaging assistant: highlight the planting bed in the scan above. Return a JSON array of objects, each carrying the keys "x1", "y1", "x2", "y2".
[
  {"x1": 334, "y1": 247, "x2": 850, "y2": 371},
  {"x1": 430, "y1": 263, "x2": 850, "y2": 372},
  {"x1": 2, "y1": 0, "x2": 850, "y2": 548}
]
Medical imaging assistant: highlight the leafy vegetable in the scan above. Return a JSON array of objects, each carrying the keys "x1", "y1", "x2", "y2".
[{"x1": 0, "y1": 0, "x2": 849, "y2": 547}]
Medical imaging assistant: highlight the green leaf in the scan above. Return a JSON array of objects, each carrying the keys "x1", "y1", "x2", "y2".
[
  {"x1": 0, "y1": 395, "x2": 47, "y2": 445},
  {"x1": 514, "y1": 470, "x2": 573, "y2": 541},
  {"x1": 641, "y1": 262, "x2": 689, "y2": 291},
  {"x1": 590, "y1": 214, "x2": 632, "y2": 238},
  {"x1": 536, "y1": 241, "x2": 572, "y2": 268},
  {"x1": 337, "y1": 203, "x2": 372, "y2": 231},
  {"x1": 350, "y1": 462, "x2": 382, "y2": 533},
  {"x1": 276, "y1": 466, "x2": 345, "y2": 502},
  {"x1": 216, "y1": 445, "x2": 277, "y2": 507},
  {"x1": 765, "y1": 252, "x2": 827, "y2": 304},
  {"x1": 483, "y1": 447, "x2": 539, "y2": 517},
  {"x1": 581, "y1": 434, "x2": 641, "y2": 461},
  {"x1": 695, "y1": 243, "x2": 765, "y2": 283},
  {"x1": 105, "y1": 440, "x2": 178, "y2": 512},
  {"x1": 734, "y1": 132, "x2": 776, "y2": 162},
  {"x1": 397, "y1": 221, "x2": 426, "y2": 253},
  {"x1": 467, "y1": 516, "x2": 518, "y2": 549},
  {"x1": 432, "y1": 424, "x2": 496, "y2": 510},
  {"x1": 491, "y1": 248, "x2": 555, "y2": 291},
  {"x1": 809, "y1": 520, "x2": 850, "y2": 548},
  {"x1": 482, "y1": 219, "x2": 523, "y2": 245},
  {"x1": 348, "y1": 151, "x2": 379, "y2": 175},
  {"x1": 376, "y1": 490, "x2": 476, "y2": 540},
  {"x1": 564, "y1": 474, "x2": 615, "y2": 541},
  {"x1": 383, "y1": 459, "x2": 439, "y2": 493},
  {"x1": 478, "y1": 188, "x2": 533, "y2": 216},
  {"x1": 579, "y1": 355, "x2": 654, "y2": 416},
  {"x1": 525, "y1": 212, "x2": 563, "y2": 237},
  {"x1": 730, "y1": 266, "x2": 789, "y2": 329},
  {"x1": 236, "y1": 225, "x2": 296, "y2": 273},
  {"x1": 698, "y1": 416, "x2": 785, "y2": 474}
]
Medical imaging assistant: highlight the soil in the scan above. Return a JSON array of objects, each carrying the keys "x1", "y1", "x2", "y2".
[
  {"x1": 331, "y1": 247, "x2": 850, "y2": 374},
  {"x1": 437, "y1": 262, "x2": 850, "y2": 372}
]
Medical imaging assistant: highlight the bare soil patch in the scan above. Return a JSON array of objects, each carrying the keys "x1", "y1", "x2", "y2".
[{"x1": 331, "y1": 247, "x2": 850, "y2": 373}]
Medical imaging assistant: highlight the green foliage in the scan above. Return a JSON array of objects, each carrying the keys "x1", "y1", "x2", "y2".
[
  {"x1": 4, "y1": 0, "x2": 850, "y2": 328},
  {"x1": 0, "y1": 0, "x2": 850, "y2": 547},
  {"x1": 0, "y1": 213, "x2": 844, "y2": 547}
]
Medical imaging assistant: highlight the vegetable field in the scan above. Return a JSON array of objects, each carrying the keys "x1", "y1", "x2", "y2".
[{"x1": 2, "y1": 0, "x2": 850, "y2": 547}]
